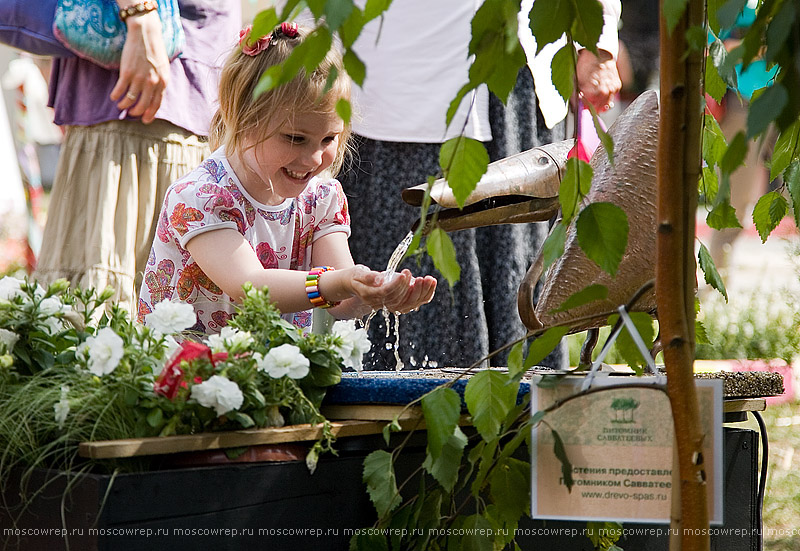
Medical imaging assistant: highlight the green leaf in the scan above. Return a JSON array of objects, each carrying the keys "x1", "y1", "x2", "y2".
[
  {"x1": 695, "y1": 319, "x2": 711, "y2": 345},
  {"x1": 251, "y1": 8, "x2": 279, "y2": 41},
  {"x1": 709, "y1": 39, "x2": 738, "y2": 90},
  {"x1": 716, "y1": 0, "x2": 747, "y2": 30},
  {"x1": 464, "y1": 370, "x2": 518, "y2": 441},
  {"x1": 529, "y1": 0, "x2": 573, "y2": 53},
  {"x1": 552, "y1": 284, "x2": 608, "y2": 313},
  {"x1": 703, "y1": 113, "x2": 728, "y2": 169},
  {"x1": 336, "y1": 98, "x2": 352, "y2": 125},
  {"x1": 382, "y1": 415, "x2": 402, "y2": 446},
  {"x1": 752, "y1": 190, "x2": 788, "y2": 242},
  {"x1": 748, "y1": 84, "x2": 788, "y2": 139},
  {"x1": 571, "y1": 0, "x2": 603, "y2": 53},
  {"x1": 706, "y1": 0, "x2": 725, "y2": 34},
  {"x1": 551, "y1": 428, "x2": 574, "y2": 492},
  {"x1": 542, "y1": 221, "x2": 568, "y2": 270},
  {"x1": 586, "y1": 522, "x2": 624, "y2": 550},
  {"x1": 324, "y1": 0, "x2": 355, "y2": 31},
  {"x1": 363, "y1": 0, "x2": 392, "y2": 22},
  {"x1": 662, "y1": 0, "x2": 689, "y2": 34},
  {"x1": 228, "y1": 411, "x2": 255, "y2": 428},
  {"x1": 786, "y1": 160, "x2": 800, "y2": 227},
  {"x1": 704, "y1": 53, "x2": 728, "y2": 103},
  {"x1": 123, "y1": 387, "x2": 139, "y2": 406},
  {"x1": 700, "y1": 165, "x2": 719, "y2": 203},
  {"x1": 720, "y1": 132, "x2": 748, "y2": 175},
  {"x1": 422, "y1": 428, "x2": 468, "y2": 492},
  {"x1": 421, "y1": 386, "x2": 462, "y2": 459},
  {"x1": 485, "y1": 45, "x2": 527, "y2": 104},
  {"x1": 445, "y1": 83, "x2": 474, "y2": 127},
  {"x1": 524, "y1": 326, "x2": 570, "y2": 369},
  {"x1": 766, "y1": 0, "x2": 796, "y2": 64},
  {"x1": 551, "y1": 45, "x2": 575, "y2": 104},
  {"x1": 426, "y1": 228, "x2": 461, "y2": 286},
  {"x1": 609, "y1": 312, "x2": 656, "y2": 372},
  {"x1": 576, "y1": 202, "x2": 629, "y2": 276},
  {"x1": 337, "y1": 7, "x2": 365, "y2": 49},
  {"x1": 363, "y1": 450, "x2": 402, "y2": 517},
  {"x1": 146, "y1": 407, "x2": 163, "y2": 428},
  {"x1": 560, "y1": 158, "x2": 593, "y2": 222},
  {"x1": 706, "y1": 200, "x2": 742, "y2": 230},
  {"x1": 489, "y1": 457, "x2": 531, "y2": 521},
  {"x1": 350, "y1": 532, "x2": 389, "y2": 551},
  {"x1": 343, "y1": 49, "x2": 366, "y2": 86},
  {"x1": 686, "y1": 25, "x2": 709, "y2": 52},
  {"x1": 770, "y1": 119, "x2": 800, "y2": 182},
  {"x1": 698, "y1": 243, "x2": 728, "y2": 301},
  {"x1": 506, "y1": 341, "x2": 525, "y2": 381},
  {"x1": 439, "y1": 137, "x2": 490, "y2": 209},
  {"x1": 470, "y1": 438, "x2": 499, "y2": 497},
  {"x1": 305, "y1": 0, "x2": 326, "y2": 17},
  {"x1": 460, "y1": 514, "x2": 494, "y2": 551}
]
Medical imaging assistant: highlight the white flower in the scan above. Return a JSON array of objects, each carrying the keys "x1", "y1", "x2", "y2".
[
  {"x1": 205, "y1": 326, "x2": 253, "y2": 353},
  {"x1": 54, "y1": 385, "x2": 70, "y2": 429},
  {"x1": 83, "y1": 327, "x2": 124, "y2": 376},
  {"x1": 190, "y1": 375, "x2": 244, "y2": 416},
  {"x1": 332, "y1": 320, "x2": 371, "y2": 372},
  {"x1": 145, "y1": 300, "x2": 196, "y2": 334},
  {"x1": 0, "y1": 276, "x2": 24, "y2": 302},
  {"x1": 0, "y1": 328, "x2": 19, "y2": 353},
  {"x1": 255, "y1": 343, "x2": 310, "y2": 379},
  {"x1": 39, "y1": 296, "x2": 64, "y2": 317},
  {"x1": 41, "y1": 315, "x2": 65, "y2": 336}
]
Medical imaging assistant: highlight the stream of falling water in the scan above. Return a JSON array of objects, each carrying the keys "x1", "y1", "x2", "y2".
[{"x1": 363, "y1": 231, "x2": 414, "y2": 371}]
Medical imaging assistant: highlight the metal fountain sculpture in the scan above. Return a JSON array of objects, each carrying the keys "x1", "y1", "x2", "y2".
[{"x1": 402, "y1": 90, "x2": 660, "y2": 356}]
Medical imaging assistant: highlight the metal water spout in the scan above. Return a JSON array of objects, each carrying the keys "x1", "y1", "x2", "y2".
[
  {"x1": 402, "y1": 139, "x2": 573, "y2": 233},
  {"x1": 402, "y1": 90, "x2": 661, "y2": 335}
]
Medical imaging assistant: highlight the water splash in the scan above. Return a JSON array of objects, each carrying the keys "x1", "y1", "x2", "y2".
[
  {"x1": 385, "y1": 231, "x2": 414, "y2": 276},
  {"x1": 361, "y1": 231, "x2": 416, "y2": 371}
]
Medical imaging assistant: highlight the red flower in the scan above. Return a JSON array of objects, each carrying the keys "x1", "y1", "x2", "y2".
[
  {"x1": 238, "y1": 25, "x2": 271, "y2": 57},
  {"x1": 154, "y1": 341, "x2": 213, "y2": 400},
  {"x1": 280, "y1": 22, "x2": 299, "y2": 38}
]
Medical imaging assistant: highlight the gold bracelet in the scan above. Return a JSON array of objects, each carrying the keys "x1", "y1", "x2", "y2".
[{"x1": 118, "y1": 1, "x2": 158, "y2": 21}]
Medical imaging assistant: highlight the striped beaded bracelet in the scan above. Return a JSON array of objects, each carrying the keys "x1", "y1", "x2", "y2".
[{"x1": 305, "y1": 266, "x2": 340, "y2": 309}]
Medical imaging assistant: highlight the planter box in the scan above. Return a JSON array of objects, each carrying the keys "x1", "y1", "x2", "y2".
[{"x1": 1, "y1": 428, "x2": 759, "y2": 551}]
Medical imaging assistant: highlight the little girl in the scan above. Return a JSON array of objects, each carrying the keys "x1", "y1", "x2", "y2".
[{"x1": 138, "y1": 22, "x2": 436, "y2": 335}]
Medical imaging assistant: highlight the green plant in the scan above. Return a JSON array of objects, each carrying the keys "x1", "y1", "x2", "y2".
[
  {"x1": 696, "y1": 290, "x2": 800, "y2": 362},
  {"x1": 0, "y1": 278, "x2": 366, "y2": 486}
]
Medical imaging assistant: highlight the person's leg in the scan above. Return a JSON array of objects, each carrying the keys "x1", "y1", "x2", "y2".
[
  {"x1": 341, "y1": 137, "x2": 489, "y2": 369},
  {"x1": 35, "y1": 120, "x2": 208, "y2": 315},
  {"x1": 481, "y1": 69, "x2": 569, "y2": 369}
]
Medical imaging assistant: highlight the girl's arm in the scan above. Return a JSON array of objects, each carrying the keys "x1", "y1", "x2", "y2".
[
  {"x1": 309, "y1": 232, "x2": 436, "y2": 319},
  {"x1": 185, "y1": 229, "x2": 436, "y2": 318}
]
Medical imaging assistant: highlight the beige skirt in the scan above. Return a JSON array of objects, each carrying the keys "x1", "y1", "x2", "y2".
[{"x1": 34, "y1": 119, "x2": 210, "y2": 315}]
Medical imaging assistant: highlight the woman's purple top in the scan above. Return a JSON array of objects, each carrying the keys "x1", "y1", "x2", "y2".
[{"x1": 48, "y1": 0, "x2": 241, "y2": 137}]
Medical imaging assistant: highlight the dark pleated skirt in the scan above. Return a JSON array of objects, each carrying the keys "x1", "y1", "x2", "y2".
[{"x1": 340, "y1": 69, "x2": 568, "y2": 370}]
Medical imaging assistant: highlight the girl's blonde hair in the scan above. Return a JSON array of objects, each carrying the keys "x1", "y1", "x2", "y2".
[{"x1": 210, "y1": 24, "x2": 352, "y2": 176}]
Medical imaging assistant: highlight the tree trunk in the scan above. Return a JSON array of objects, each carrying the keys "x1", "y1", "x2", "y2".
[{"x1": 657, "y1": 0, "x2": 709, "y2": 550}]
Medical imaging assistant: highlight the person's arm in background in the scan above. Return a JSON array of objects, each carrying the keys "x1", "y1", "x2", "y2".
[
  {"x1": 575, "y1": 0, "x2": 622, "y2": 112},
  {"x1": 109, "y1": 1, "x2": 171, "y2": 123}
]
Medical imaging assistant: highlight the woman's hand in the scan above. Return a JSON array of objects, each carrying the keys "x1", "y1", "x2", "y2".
[
  {"x1": 109, "y1": 10, "x2": 170, "y2": 123},
  {"x1": 576, "y1": 48, "x2": 621, "y2": 113},
  {"x1": 346, "y1": 266, "x2": 437, "y2": 314}
]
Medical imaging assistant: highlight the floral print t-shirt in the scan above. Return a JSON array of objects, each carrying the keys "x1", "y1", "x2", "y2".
[{"x1": 138, "y1": 147, "x2": 350, "y2": 335}]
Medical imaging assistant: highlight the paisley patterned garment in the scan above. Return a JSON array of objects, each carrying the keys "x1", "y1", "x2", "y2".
[{"x1": 138, "y1": 148, "x2": 350, "y2": 335}]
